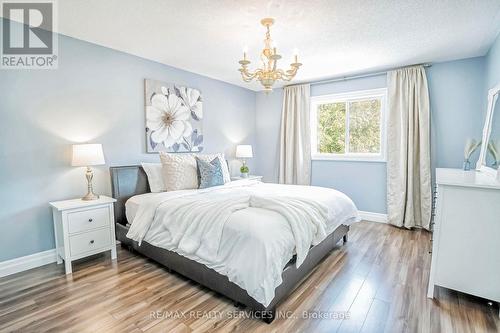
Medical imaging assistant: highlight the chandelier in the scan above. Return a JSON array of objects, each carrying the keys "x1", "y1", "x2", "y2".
[{"x1": 238, "y1": 18, "x2": 302, "y2": 92}]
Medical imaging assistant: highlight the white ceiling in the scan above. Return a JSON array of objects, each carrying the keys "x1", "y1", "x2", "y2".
[{"x1": 21, "y1": 1, "x2": 500, "y2": 90}]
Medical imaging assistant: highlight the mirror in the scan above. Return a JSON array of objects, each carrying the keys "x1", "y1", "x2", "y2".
[
  {"x1": 486, "y1": 95, "x2": 500, "y2": 170},
  {"x1": 478, "y1": 83, "x2": 500, "y2": 176}
]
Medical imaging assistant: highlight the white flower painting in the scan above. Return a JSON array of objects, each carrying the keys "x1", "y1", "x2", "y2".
[{"x1": 145, "y1": 79, "x2": 203, "y2": 153}]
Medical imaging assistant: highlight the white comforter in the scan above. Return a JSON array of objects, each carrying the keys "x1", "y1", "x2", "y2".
[{"x1": 126, "y1": 179, "x2": 359, "y2": 306}]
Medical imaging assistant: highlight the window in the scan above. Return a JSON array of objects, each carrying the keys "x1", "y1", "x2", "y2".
[{"x1": 310, "y1": 88, "x2": 386, "y2": 161}]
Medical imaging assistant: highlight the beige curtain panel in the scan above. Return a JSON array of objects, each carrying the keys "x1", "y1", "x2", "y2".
[
  {"x1": 387, "y1": 66, "x2": 432, "y2": 229},
  {"x1": 279, "y1": 84, "x2": 311, "y2": 185}
]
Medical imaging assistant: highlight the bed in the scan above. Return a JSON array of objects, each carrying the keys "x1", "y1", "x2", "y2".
[{"x1": 110, "y1": 165, "x2": 357, "y2": 323}]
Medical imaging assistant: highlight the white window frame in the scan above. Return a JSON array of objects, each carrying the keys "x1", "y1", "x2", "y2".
[{"x1": 310, "y1": 88, "x2": 387, "y2": 162}]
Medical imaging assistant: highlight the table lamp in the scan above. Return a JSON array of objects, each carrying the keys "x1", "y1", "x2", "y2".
[
  {"x1": 71, "y1": 143, "x2": 105, "y2": 200},
  {"x1": 236, "y1": 144, "x2": 253, "y2": 177}
]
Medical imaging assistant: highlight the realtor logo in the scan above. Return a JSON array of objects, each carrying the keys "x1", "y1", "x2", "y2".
[{"x1": 1, "y1": 0, "x2": 58, "y2": 69}]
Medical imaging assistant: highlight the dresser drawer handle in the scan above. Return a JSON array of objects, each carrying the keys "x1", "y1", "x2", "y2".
[
  {"x1": 90, "y1": 240, "x2": 95, "y2": 244},
  {"x1": 88, "y1": 218, "x2": 93, "y2": 222}
]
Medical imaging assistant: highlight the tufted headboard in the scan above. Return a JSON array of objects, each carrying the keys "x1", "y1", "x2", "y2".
[{"x1": 110, "y1": 165, "x2": 150, "y2": 225}]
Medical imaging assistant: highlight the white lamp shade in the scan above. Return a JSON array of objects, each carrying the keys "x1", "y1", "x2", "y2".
[
  {"x1": 236, "y1": 145, "x2": 253, "y2": 158},
  {"x1": 71, "y1": 144, "x2": 105, "y2": 167}
]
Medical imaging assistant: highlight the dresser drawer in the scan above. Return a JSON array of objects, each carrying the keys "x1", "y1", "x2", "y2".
[
  {"x1": 69, "y1": 228, "x2": 111, "y2": 257},
  {"x1": 68, "y1": 207, "x2": 109, "y2": 234}
]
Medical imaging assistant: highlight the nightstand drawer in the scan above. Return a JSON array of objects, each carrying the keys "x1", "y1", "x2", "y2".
[
  {"x1": 70, "y1": 228, "x2": 111, "y2": 256},
  {"x1": 68, "y1": 207, "x2": 109, "y2": 234}
]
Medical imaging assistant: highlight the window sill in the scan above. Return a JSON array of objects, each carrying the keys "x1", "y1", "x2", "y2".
[{"x1": 311, "y1": 155, "x2": 387, "y2": 163}]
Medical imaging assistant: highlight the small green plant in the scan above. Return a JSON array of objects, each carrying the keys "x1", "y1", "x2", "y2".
[{"x1": 240, "y1": 165, "x2": 249, "y2": 173}]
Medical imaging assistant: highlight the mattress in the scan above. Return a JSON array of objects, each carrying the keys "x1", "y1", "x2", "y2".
[
  {"x1": 126, "y1": 192, "x2": 160, "y2": 223},
  {"x1": 125, "y1": 184, "x2": 357, "y2": 234}
]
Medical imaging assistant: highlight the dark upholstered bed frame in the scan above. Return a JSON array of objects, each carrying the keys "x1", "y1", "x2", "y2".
[{"x1": 110, "y1": 165, "x2": 349, "y2": 323}]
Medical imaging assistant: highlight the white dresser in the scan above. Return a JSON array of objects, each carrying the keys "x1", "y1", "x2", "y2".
[
  {"x1": 50, "y1": 196, "x2": 117, "y2": 274},
  {"x1": 428, "y1": 168, "x2": 500, "y2": 312}
]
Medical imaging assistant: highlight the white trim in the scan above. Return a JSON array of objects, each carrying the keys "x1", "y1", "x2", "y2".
[
  {"x1": 0, "y1": 240, "x2": 121, "y2": 278},
  {"x1": 358, "y1": 210, "x2": 388, "y2": 223},
  {"x1": 0, "y1": 249, "x2": 57, "y2": 278},
  {"x1": 312, "y1": 153, "x2": 386, "y2": 162},
  {"x1": 310, "y1": 88, "x2": 387, "y2": 162}
]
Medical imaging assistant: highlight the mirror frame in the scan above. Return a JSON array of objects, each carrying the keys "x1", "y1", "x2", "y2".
[{"x1": 477, "y1": 82, "x2": 500, "y2": 176}]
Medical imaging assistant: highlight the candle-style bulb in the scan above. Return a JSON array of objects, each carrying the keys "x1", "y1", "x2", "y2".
[{"x1": 243, "y1": 46, "x2": 248, "y2": 60}]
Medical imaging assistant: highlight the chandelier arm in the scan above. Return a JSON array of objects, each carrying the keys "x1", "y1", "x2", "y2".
[
  {"x1": 240, "y1": 68, "x2": 257, "y2": 79},
  {"x1": 286, "y1": 65, "x2": 299, "y2": 73},
  {"x1": 240, "y1": 68, "x2": 263, "y2": 82},
  {"x1": 274, "y1": 69, "x2": 286, "y2": 79},
  {"x1": 283, "y1": 66, "x2": 299, "y2": 80},
  {"x1": 278, "y1": 68, "x2": 297, "y2": 81}
]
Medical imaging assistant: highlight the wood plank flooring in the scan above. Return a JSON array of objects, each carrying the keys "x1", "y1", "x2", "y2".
[{"x1": 1, "y1": 221, "x2": 499, "y2": 333}]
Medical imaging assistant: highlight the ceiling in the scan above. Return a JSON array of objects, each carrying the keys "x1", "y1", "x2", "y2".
[{"x1": 15, "y1": 1, "x2": 500, "y2": 90}]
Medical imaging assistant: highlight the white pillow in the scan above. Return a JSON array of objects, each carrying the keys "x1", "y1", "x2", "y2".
[
  {"x1": 159, "y1": 153, "x2": 198, "y2": 191},
  {"x1": 159, "y1": 152, "x2": 231, "y2": 191},
  {"x1": 141, "y1": 162, "x2": 166, "y2": 193}
]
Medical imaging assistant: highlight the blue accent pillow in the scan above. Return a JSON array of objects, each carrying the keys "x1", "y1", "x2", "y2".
[{"x1": 196, "y1": 157, "x2": 224, "y2": 189}]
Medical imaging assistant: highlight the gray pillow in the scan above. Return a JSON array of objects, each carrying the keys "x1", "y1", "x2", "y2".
[{"x1": 196, "y1": 157, "x2": 224, "y2": 189}]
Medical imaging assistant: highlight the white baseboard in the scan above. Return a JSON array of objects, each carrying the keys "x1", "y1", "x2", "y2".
[
  {"x1": 0, "y1": 249, "x2": 57, "y2": 278},
  {"x1": 358, "y1": 211, "x2": 388, "y2": 223},
  {"x1": 0, "y1": 241, "x2": 121, "y2": 278}
]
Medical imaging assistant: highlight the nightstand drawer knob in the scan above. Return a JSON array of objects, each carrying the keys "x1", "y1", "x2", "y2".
[
  {"x1": 90, "y1": 240, "x2": 95, "y2": 244},
  {"x1": 88, "y1": 218, "x2": 93, "y2": 222}
]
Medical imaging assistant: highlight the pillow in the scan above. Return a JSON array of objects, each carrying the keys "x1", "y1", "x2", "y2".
[
  {"x1": 196, "y1": 157, "x2": 224, "y2": 189},
  {"x1": 159, "y1": 152, "x2": 231, "y2": 191},
  {"x1": 141, "y1": 162, "x2": 166, "y2": 193},
  {"x1": 159, "y1": 153, "x2": 198, "y2": 191},
  {"x1": 196, "y1": 153, "x2": 231, "y2": 184}
]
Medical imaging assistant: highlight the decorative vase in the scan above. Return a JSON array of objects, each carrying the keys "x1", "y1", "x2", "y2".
[
  {"x1": 240, "y1": 162, "x2": 249, "y2": 178},
  {"x1": 463, "y1": 159, "x2": 471, "y2": 171}
]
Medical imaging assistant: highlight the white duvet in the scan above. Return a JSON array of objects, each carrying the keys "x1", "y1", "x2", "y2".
[{"x1": 126, "y1": 179, "x2": 359, "y2": 306}]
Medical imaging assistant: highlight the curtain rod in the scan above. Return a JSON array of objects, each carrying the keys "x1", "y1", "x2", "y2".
[{"x1": 285, "y1": 63, "x2": 432, "y2": 87}]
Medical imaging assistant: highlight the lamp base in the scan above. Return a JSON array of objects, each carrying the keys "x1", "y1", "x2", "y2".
[
  {"x1": 81, "y1": 192, "x2": 99, "y2": 201},
  {"x1": 81, "y1": 166, "x2": 99, "y2": 201}
]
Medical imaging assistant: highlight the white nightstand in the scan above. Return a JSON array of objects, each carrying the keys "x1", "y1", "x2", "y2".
[
  {"x1": 49, "y1": 196, "x2": 117, "y2": 274},
  {"x1": 231, "y1": 175, "x2": 263, "y2": 182}
]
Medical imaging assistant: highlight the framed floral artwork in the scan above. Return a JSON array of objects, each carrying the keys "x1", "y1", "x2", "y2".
[{"x1": 145, "y1": 79, "x2": 203, "y2": 153}]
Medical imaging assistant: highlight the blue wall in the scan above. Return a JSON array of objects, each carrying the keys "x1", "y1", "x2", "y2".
[
  {"x1": 0, "y1": 25, "x2": 256, "y2": 262},
  {"x1": 255, "y1": 88, "x2": 284, "y2": 183},
  {"x1": 255, "y1": 57, "x2": 489, "y2": 214},
  {"x1": 486, "y1": 32, "x2": 500, "y2": 90},
  {"x1": 426, "y1": 57, "x2": 486, "y2": 171}
]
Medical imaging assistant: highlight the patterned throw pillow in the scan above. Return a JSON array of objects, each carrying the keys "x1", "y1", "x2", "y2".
[
  {"x1": 160, "y1": 153, "x2": 199, "y2": 191},
  {"x1": 196, "y1": 157, "x2": 224, "y2": 189}
]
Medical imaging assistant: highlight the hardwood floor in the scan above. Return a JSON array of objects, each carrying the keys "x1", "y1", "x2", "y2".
[{"x1": 1, "y1": 221, "x2": 498, "y2": 333}]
